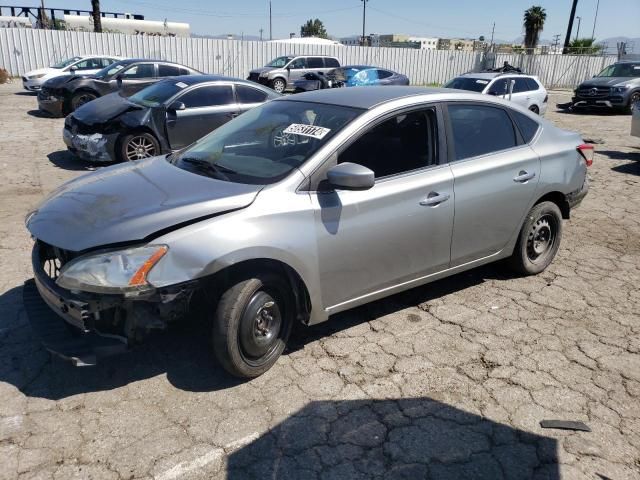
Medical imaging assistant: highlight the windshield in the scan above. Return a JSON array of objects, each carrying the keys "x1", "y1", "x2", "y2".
[
  {"x1": 170, "y1": 100, "x2": 363, "y2": 185},
  {"x1": 596, "y1": 63, "x2": 640, "y2": 78},
  {"x1": 444, "y1": 77, "x2": 490, "y2": 92},
  {"x1": 129, "y1": 80, "x2": 185, "y2": 107},
  {"x1": 51, "y1": 56, "x2": 82, "y2": 69},
  {"x1": 94, "y1": 61, "x2": 128, "y2": 79},
  {"x1": 265, "y1": 56, "x2": 293, "y2": 68}
]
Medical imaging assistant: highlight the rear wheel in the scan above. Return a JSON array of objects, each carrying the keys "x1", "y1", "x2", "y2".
[
  {"x1": 119, "y1": 132, "x2": 160, "y2": 162},
  {"x1": 625, "y1": 91, "x2": 640, "y2": 114},
  {"x1": 508, "y1": 201, "x2": 563, "y2": 275},
  {"x1": 212, "y1": 273, "x2": 293, "y2": 378},
  {"x1": 270, "y1": 78, "x2": 286, "y2": 93},
  {"x1": 70, "y1": 91, "x2": 97, "y2": 111}
]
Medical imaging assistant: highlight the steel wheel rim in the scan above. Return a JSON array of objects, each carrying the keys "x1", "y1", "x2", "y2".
[
  {"x1": 125, "y1": 136, "x2": 156, "y2": 161},
  {"x1": 526, "y1": 214, "x2": 556, "y2": 263},
  {"x1": 238, "y1": 290, "x2": 283, "y2": 362},
  {"x1": 273, "y1": 80, "x2": 285, "y2": 93}
]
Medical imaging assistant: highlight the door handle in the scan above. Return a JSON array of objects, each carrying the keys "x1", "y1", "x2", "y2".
[
  {"x1": 419, "y1": 192, "x2": 450, "y2": 207},
  {"x1": 513, "y1": 170, "x2": 536, "y2": 183}
]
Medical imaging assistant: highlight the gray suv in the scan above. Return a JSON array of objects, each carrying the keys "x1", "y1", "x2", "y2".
[
  {"x1": 248, "y1": 55, "x2": 340, "y2": 93},
  {"x1": 571, "y1": 61, "x2": 640, "y2": 113},
  {"x1": 25, "y1": 87, "x2": 591, "y2": 378}
]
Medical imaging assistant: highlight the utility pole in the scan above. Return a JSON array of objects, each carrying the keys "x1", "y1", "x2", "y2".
[
  {"x1": 563, "y1": 0, "x2": 579, "y2": 54},
  {"x1": 259, "y1": 28, "x2": 263, "y2": 41},
  {"x1": 591, "y1": 0, "x2": 599, "y2": 40},
  {"x1": 552, "y1": 33, "x2": 561, "y2": 53},
  {"x1": 269, "y1": 1, "x2": 272, "y2": 41},
  {"x1": 490, "y1": 22, "x2": 495, "y2": 48},
  {"x1": 39, "y1": 0, "x2": 48, "y2": 29},
  {"x1": 574, "y1": 16, "x2": 581, "y2": 41},
  {"x1": 361, "y1": 0, "x2": 368, "y2": 47}
]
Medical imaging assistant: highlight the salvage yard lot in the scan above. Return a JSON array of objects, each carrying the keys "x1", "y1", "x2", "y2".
[{"x1": 0, "y1": 82, "x2": 639, "y2": 479}]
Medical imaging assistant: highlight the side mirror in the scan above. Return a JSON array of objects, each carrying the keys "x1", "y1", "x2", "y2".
[
  {"x1": 326, "y1": 162, "x2": 374, "y2": 191},
  {"x1": 168, "y1": 101, "x2": 186, "y2": 112},
  {"x1": 487, "y1": 90, "x2": 499, "y2": 96},
  {"x1": 70, "y1": 65, "x2": 78, "y2": 71}
]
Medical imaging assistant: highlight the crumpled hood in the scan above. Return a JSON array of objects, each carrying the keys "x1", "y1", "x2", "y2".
[
  {"x1": 579, "y1": 76, "x2": 637, "y2": 88},
  {"x1": 250, "y1": 66, "x2": 276, "y2": 75},
  {"x1": 43, "y1": 74, "x2": 93, "y2": 89},
  {"x1": 71, "y1": 92, "x2": 143, "y2": 126},
  {"x1": 27, "y1": 156, "x2": 262, "y2": 252}
]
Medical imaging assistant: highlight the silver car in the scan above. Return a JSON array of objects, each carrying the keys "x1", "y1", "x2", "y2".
[
  {"x1": 25, "y1": 87, "x2": 591, "y2": 377},
  {"x1": 247, "y1": 55, "x2": 341, "y2": 93}
]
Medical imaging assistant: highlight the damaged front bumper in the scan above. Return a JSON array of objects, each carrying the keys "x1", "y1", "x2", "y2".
[
  {"x1": 25, "y1": 240, "x2": 196, "y2": 366},
  {"x1": 63, "y1": 127, "x2": 118, "y2": 163}
]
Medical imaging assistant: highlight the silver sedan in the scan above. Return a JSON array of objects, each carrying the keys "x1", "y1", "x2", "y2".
[{"x1": 26, "y1": 87, "x2": 592, "y2": 377}]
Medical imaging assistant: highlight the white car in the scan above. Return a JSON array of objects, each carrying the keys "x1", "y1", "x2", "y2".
[
  {"x1": 445, "y1": 72, "x2": 549, "y2": 115},
  {"x1": 21, "y1": 55, "x2": 121, "y2": 92}
]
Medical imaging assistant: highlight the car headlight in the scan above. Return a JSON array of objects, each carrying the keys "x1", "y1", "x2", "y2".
[
  {"x1": 29, "y1": 73, "x2": 46, "y2": 79},
  {"x1": 612, "y1": 85, "x2": 630, "y2": 93},
  {"x1": 56, "y1": 245, "x2": 168, "y2": 294}
]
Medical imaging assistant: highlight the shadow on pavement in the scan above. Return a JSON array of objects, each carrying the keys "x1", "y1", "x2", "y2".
[
  {"x1": 227, "y1": 398, "x2": 561, "y2": 479},
  {"x1": 27, "y1": 109, "x2": 54, "y2": 118},
  {"x1": 1, "y1": 264, "x2": 509, "y2": 399},
  {"x1": 47, "y1": 150, "x2": 104, "y2": 171},
  {"x1": 14, "y1": 91, "x2": 37, "y2": 96},
  {"x1": 596, "y1": 149, "x2": 640, "y2": 161}
]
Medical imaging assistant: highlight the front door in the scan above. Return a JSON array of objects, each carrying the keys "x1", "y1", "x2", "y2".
[
  {"x1": 166, "y1": 84, "x2": 239, "y2": 150},
  {"x1": 446, "y1": 103, "x2": 540, "y2": 266},
  {"x1": 311, "y1": 107, "x2": 455, "y2": 310},
  {"x1": 286, "y1": 57, "x2": 307, "y2": 87}
]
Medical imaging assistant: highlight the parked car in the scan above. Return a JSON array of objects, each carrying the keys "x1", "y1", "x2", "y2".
[
  {"x1": 569, "y1": 61, "x2": 640, "y2": 113},
  {"x1": 37, "y1": 58, "x2": 201, "y2": 117},
  {"x1": 247, "y1": 55, "x2": 340, "y2": 93},
  {"x1": 632, "y1": 98, "x2": 640, "y2": 138},
  {"x1": 444, "y1": 72, "x2": 548, "y2": 115},
  {"x1": 21, "y1": 55, "x2": 121, "y2": 92},
  {"x1": 25, "y1": 87, "x2": 591, "y2": 377},
  {"x1": 293, "y1": 65, "x2": 410, "y2": 93},
  {"x1": 64, "y1": 75, "x2": 280, "y2": 162}
]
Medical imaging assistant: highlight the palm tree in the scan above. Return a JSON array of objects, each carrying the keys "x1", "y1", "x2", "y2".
[
  {"x1": 523, "y1": 6, "x2": 546, "y2": 52},
  {"x1": 568, "y1": 38, "x2": 603, "y2": 55},
  {"x1": 91, "y1": 0, "x2": 102, "y2": 33}
]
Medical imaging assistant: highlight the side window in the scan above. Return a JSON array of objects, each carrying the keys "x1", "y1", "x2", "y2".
[
  {"x1": 377, "y1": 69, "x2": 393, "y2": 79},
  {"x1": 525, "y1": 77, "x2": 541, "y2": 91},
  {"x1": 236, "y1": 84, "x2": 268, "y2": 104},
  {"x1": 122, "y1": 64, "x2": 155, "y2": 78},
  {"x1": 511, "y1": 110, "x2": 540, "y2": 143},
  {"x1": 448, "y1": 104, "x2": 517, "y2": 160},
  {"x1": 158, "y1": 64, "x2": 182, "y2": 77},
  {"x1": 488, "y1": 78, "x2": 508, "y2": 95},
  {"x1": 101, "y1": 58, "x2": 117, "y2": 67},
  {"x1": 325, "y1": 58, "x2": 340, "y2": 68},
  {"x1": 179, "y1": 85, "x2": 234, "y2": 108},
  {"x1": 179, "y1": 68, "x2": 191, "y2": 75},
  {"x1": 513, "y1": 78, "x2": 531, "y2": 93},
  {"x1": 289, "y1": 58, "x2": 307, "y2": 69},
  {"x1": 338, "y1": 109, "x2": 438, "y2": 178},
  {"x1": 307, "y1": 57, "x2": 324, "y2": 68},
  {"x1": 72, "y1": 59, "x2": 97, "y2": 70}
]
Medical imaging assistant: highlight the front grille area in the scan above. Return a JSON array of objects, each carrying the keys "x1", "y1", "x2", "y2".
[
  {"x1": 36, "y1": 240, "x2": 78, "y2": 281},
  {"x1": 576, "y1": 85, "x2": 611, "y2": 98}
]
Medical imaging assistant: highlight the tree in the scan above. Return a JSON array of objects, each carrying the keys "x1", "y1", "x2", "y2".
[
  {"x1": 568, "y1": 38, "x2": 603, "y2": 55},
  {"x1": 300, "y1": 19, "x2": 327, "y2": 39},
  {"x1": 91, "y1": 0, "x2": 102, "y2": 33},
  {"x1": 523, "y1": 6, "x2": 546, "y2": 52}
]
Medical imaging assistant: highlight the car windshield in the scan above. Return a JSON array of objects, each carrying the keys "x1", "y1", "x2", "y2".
[
  {"x1": 51, "y1": 56, "x2": 82, "y2": 69},
  {"x1": 265, "y1": 56, "x2": 293, "y2": 68},
  {"x1": 170, "y1": 100, "x2": 363, "y2": 185},
  {"x1": 94, "y1": 61, "x2": 128, "y2": 79},
  {"x1": 596, "y1": 63, "x2": 640, "y2": 78},
  {"x1": 444, "y1": 77, "x2": 490, "y2": 92},
  {"x1": 129, "y1": 80, "x2": 185, "y2": 107}
]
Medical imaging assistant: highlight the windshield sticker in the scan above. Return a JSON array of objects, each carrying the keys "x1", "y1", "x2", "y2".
[
  {"x1": 634, "y1": 66, "x2": 640, "y2": 70},
  {"x1": 175, "y1": 81, "x2": 188, "y2": 88},
  {"x1": 283, "y1": 124, "x2": 331, "y2": 140},
  {"x1": 476, "y1": 79, "x2": 489, "y2": 84}
]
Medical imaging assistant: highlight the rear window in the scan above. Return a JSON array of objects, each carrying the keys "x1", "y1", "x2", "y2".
[
  {"x1": 512, "y1": 78, "x2": 531, "y2": 93},
  {"x1": 307, "y1": 57, "x2": 324, "y2": 68},
  {"x1": 511, "y1": 110, "x2": 540, "y2": 143},
  {"x1": 444, "y1": 77, "x2": 489, "y2": 93},
  {"x1": 180, "y1": 85, "x2": 234, "y2": 108},
  {"x1": 158, "y1": 64, "x2": 182, "y2": 77},
  {"x1": 236, "y1": 84, "x2": 268, "y2": 103},
  {"x1": 526, "y1": 77, "x2": 541, "y2": 91},
  {"x1": 325, "y1": 58, "x2": 340, "y2": 68}
]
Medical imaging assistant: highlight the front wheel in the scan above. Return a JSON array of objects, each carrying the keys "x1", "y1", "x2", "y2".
[
  {"x1": 625, "y1": 91, "x2": 640, "y2": 114},
  {"x1": 270, "y1": 78, "x2": 286, "y2": 93},
  {"x1": 119, "y1": 132, "x2": 160, "y2": 162},
  {"x1": 212, "y1": 273, "x2": 293, "y2": 378},
  {"x1": 508, "y1": 201, "x2": 563, "y2": 275},
  {"x1": 70, "y1": 91, "x2": 97, "y2": 111}
]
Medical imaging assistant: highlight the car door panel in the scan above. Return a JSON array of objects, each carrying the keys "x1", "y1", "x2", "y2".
[
  {"x1": 313, "y1": 166, "x2": 455, "y2": 310},
  {"x1": 119, "y1": 63, "x2": 157, "y2": 95}
]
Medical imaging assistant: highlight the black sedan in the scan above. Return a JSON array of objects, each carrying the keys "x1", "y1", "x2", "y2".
[
  {"x1": 38, "y1": 58, "x2": 201, "y2": 117},
  {"x1": 63, "y1": 75, "x2": 280, "y2": 163},
  {"x1": 293, "y1": 65, "x2": 409, "y2": 93}
]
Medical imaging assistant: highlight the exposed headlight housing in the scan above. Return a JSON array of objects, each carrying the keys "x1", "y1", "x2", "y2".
[
  {"x1": 56, "y1": 245, "x2": 168, "y2": 294},
  {"x1": 29, "y1": 73, "x2": 46, "y2": 79},
  {"x1": 612, "y1": 85, "x2": 630, "y2": 93}
]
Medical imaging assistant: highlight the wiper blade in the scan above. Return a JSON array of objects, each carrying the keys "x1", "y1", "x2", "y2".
[{"x1": 179, "y1": 157, "x2": 235, "y2": 180}]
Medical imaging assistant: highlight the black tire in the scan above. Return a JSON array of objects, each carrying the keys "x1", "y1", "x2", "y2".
[
  {"x1": 70, "y1": 91, "x2": 97, "y2": 111},
  {"x1": 529, "y1": 105, "x2": 540, "y2": 115},
  {"x1": 212, "y1": 273, "x2": 293, "y2": 378},
  {"x1": 270, "y1": 78, "x2": 287, "y2": 93},
  {"x1": 625, "y1": 91, "x2": 640, "y2": 114},
  {"x1": 118, "y1": 132, "x2": 160, "y2": 162},
  {"x1": 508, "y1": 201, "x2": 563, "y2": 276}
]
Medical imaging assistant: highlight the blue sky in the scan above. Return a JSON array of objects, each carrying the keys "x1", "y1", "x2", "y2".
[{"x1": 19, "y1": 1, "x2": 640, "y2": 43}]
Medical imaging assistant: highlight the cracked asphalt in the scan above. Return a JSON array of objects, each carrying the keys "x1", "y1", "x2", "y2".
[{"x1": 1, "y1": 82, "x2": 639, "y2": 479}]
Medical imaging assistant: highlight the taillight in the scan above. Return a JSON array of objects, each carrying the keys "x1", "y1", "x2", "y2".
[{"x1": 577, "y1": 144, "x2": 594, "y2": 167}]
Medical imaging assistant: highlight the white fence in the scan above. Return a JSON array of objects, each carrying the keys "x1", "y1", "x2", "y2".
[{"x1": 0, "y1": 27, "x2": 617, "y2": 88}]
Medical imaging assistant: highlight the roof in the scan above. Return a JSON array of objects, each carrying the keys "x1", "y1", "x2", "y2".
[
  {"x1": 269, "y1": 37, "x2": 343, "y2": 46},
  {"x1": 161, "y1": 74, "x2": 254, "y2": 85},
  {"x1": 457, "y1": 71, "x2": 537, "y2": 79},
  {"x1": 280, "y1": 86, "x2": 453, "y2": 109}
]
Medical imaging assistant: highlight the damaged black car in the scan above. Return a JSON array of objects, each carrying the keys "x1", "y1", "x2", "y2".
[{"x1": 64, "y1": 75, "x2": 280, "y2": 162}]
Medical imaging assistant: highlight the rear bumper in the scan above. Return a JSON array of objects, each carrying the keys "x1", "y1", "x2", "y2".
[{"x1": 567, "y1": 175, "x2": 589, "y2": 210}]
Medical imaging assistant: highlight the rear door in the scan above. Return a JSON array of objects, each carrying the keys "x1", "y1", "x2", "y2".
[
  {"x1": 507, "y1": 77, "x2": 533, "y2": 108},
  {"x1": 235, "y1": 84, "x2": 270, "y2": 113},
  {"x1": 286, "y1": 57, "x2": 307, "y2": 86},
  {"x1": 446, "y1": 102, "x2": 540, "y2": 265},
  {"x1": 165, "y1": 83, "x2": 238, "y2": 150}
]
